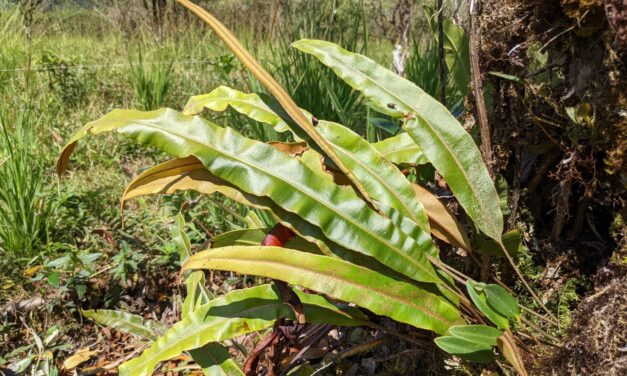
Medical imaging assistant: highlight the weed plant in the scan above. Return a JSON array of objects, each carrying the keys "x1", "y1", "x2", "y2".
[
  {"x1": 0, "y1": 100, "x2": 50, "y2": 263},
  {"x1": 128, "y1": 47, "x2": 174, "y2": 111}
]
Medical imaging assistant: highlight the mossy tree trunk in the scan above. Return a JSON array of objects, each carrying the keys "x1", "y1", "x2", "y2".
[{"x1": 474, "y1": 1, "x2": 625, "y2": 373}]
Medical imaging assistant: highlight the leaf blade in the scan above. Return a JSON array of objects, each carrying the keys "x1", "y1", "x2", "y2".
[
  {"x1": 292, "y1": 39, "x2": 503, "y2": 241},
  {"x1": 81, "y1": 309, "x2": 156, "y2": 340},
  {"x1": 371, "y1": 133, "x2": 426, "y2": 165},
  {"x1": 183, "y1": 87, "x2": 432, "y2": 236},
  {"x1": 412, "y1": 184, "x2": 471, "y2": 251},
  {"x1": 183, "y1": 246, "x2": 464, "y2": 335},
  {"x1": 483, "y1": 284, "x2": 521, "y2": 321},
  {"x1": 434, "y1": 336, "x2": 495, "y2": 363},
  {"x1": 448, "y1": 325, "x2": 502, "y2": 347},
  {"x1": 317, "y1": 120, "x2": 431, "y2": 233},
  {"x1": 466, "y1": 281, "x2": 509, "y2": 330}
]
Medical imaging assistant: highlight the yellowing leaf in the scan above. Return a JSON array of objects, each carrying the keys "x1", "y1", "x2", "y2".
[
  {"x1": 22, "y1": 265, "x2": 43, "y2": 277},
  {"x1": 183, "y1": 246, "x2": 463, "y2": 335},
  {"x1": 63, "y1": 348, "x2": 97, "y2": 370},
  {"x1": 412, "y1": 184, "x2": 470, "y2": 251},
  {"x1": 122, "y1": 156, "x2": 249, "y2": 206},
  {"x1": 498, "y1": 331, "x2": 528, "y2": 376}
]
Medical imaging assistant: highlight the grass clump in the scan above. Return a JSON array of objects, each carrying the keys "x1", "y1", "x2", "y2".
[
  {"x1": 128, "y1": 47, "x2": 174, "y2": 111},
  {"x1": 0, "y1": 100, "x2": 51, "y2": 263}
]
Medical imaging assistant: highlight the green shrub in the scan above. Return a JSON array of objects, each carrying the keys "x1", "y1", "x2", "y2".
[{"x1": 57, "y1": 3, "x2": 534, "y2": 374}]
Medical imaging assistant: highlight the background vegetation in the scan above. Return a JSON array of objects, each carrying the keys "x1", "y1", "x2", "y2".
[{"x1": 0, "y1": 0, "x2": 624, "y2": 375}]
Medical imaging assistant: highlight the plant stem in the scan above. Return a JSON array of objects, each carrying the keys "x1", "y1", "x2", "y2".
[
  {"x1": 468, "y1": 2, "x2": 494, "y2": 284},
  {"x1": 498, "y1": 240, "x2": 559, "y2": 323},
  {"x1": 520, "y1": 316, "x2": 561, "y2": 346}
]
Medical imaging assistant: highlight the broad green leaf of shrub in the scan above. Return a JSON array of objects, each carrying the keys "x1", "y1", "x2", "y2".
[
  {"x1": 120, "y1": 155, "x2": 414, "y2": 269},
  {"x1": 292, "y1": 39, "x2": 504, "y2": 242},
  {"x1": 57, "y1": 108, "x2": 442, "y2": 285},
  {"x1": 466, "y1": 281, "x2": 509, "y2": 329},
  {"x1": 119, "y1": 156, "x2": 443, "y2": 283},
  {"x1": 183, "y1": 246, "x2": 464, "y2": 335},
  {"x1": 119, "y1": 284, "x2": 366, "y2": 376},
  {"x1": 483, "y1": 284, "x2": 521, "y2": 321},
  {"x1": 81, "y1": 309, "x2": 157, "y2": 340},
  {"x1": 434, "y1": 336, "x2": 495, "y2": 363},
  {"x1": 448, "y1": 325, "x2": 502, "y2": 347}
]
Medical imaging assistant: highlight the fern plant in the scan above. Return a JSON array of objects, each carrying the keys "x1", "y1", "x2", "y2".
[{"x1": 56, "y1": 1, "x2": 538, "y2": 375}]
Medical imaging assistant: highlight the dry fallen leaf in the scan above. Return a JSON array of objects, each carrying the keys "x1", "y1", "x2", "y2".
[
  {"x1": 63, "y1": 348, "x2": 97, "y2": 370},
  {"x1": 22, "y1": 265, "x2": 43, "y2": 277}
]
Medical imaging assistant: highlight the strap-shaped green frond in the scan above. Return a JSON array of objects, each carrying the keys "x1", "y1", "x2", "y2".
[{"x1": 292, "y1": 39, "x2": 503, "y2": 241}]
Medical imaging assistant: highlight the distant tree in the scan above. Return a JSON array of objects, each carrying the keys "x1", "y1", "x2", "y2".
[
  {"x1": 18, "y1": 0, "x2": 43, "y2": 35},
  {"x1": 141, "y1": 0, "x2": 168, "y2": 31}
]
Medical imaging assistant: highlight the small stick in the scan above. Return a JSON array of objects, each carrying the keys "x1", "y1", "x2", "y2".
[
  {"x1": 437, "y1": 0, "x2": 446, "y2": 105},
  {"x1": 493, "y1": 279, "x2": 559, "y2": 327},
  {"x1": 469, "y1": 1, "x2": 495, "y2": 284}
]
